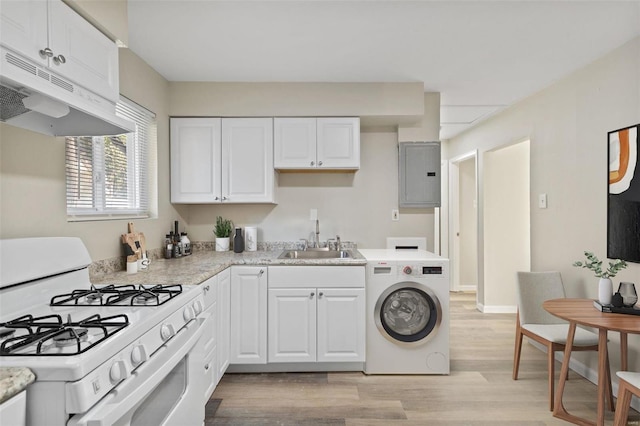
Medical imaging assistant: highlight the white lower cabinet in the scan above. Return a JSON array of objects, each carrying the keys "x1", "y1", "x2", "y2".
[
  {"x1": 268, "y1": 288, "x2": 317, "y2": 362},
  {"x1": 267, "y1": 266, "x2": 366, "y2": 363},
  {"x1": 268, "y1": 286, "x2": 365, "y2": 363},
  {"x1": 230, "y1": 266, "x2": 268, "y2": 364},
  {"x1": 216, "y1": 268, "x2": 231, "y2": 381},
  {"x1": 197, "y1": 275, "x2": 218, "y2": 404},
  {"x1": 316, "y1": 288, "x2": 365, "y2": 362},
  {"x1": 0, "y1": 389, "x2": 27, "y2": 426}
]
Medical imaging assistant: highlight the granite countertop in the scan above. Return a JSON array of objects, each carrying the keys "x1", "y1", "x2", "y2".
[
  {"x1": 0, "y1": 367, "x2": 35, "y2": 404},
  {"x1": 92, "y1": 249, "x2": 367, "y2": 286}
]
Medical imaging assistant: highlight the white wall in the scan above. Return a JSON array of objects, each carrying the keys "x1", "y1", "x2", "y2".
[
  {"x1": 483, "y1": 140, "x2": 530, "y2": 311},
  {"x1": 446, "y1": 36, "x2": 640, "y2": 372}
]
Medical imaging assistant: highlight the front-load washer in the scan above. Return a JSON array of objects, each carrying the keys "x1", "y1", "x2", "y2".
[{"x1": 359, "y1": 249, "x2": 450, "y2": 374}]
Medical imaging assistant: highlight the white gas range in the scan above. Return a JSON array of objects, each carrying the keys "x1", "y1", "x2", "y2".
[{"x1": 0, "y1": 238, "x2": 207, "y2": 426}]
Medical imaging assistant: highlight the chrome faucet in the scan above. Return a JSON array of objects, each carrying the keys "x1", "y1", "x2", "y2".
[
  {"x1": 314, "y1": 219, "x2": 320, "y2": 248},
  {"x1": 299, "y1": 238, "x2": 309, "y2": 250},
  {"x1": 327, "y1": 235, "x2": 341, "y2": 251}
]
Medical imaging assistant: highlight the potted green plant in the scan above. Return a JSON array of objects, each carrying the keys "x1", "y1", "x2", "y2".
[
  {"x1": 214, "y1": 216, "x2": 233, "y2": 251},
  {"x1": 573, "y1": 251, "x2": 627, "y2": 305}
]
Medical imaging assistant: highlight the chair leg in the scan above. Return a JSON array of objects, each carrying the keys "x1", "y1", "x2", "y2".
[
  {"x1": 605, "y1": 351, "x2": 614, "y2": 411},
  {"x1": 613, "y1": 380, "x2": 633, "y2": 426},
  {"x1": 513, "y1": 325, "x2": 524, "y2": 380},
  {"x1": 548, "y1": 344, "x2": 555, "y2": 411}
]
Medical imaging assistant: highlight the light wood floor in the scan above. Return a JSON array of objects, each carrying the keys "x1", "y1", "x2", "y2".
[{"x1": 206, "y1": 292, "x2": 639, "y2": 425}]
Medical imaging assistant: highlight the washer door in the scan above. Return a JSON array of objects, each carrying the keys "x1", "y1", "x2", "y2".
[{"x1": 374, "y1": 281, "x2": 442, "y2": 347}]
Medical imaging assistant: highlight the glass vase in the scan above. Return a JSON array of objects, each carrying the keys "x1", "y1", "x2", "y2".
[{"x1": 617, "y1": 282, "x2": 638, "y2": 308}]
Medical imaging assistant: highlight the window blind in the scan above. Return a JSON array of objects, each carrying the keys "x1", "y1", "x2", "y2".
[{"x1": 66, "y1": 97, "x2": 155, "y2": 220}]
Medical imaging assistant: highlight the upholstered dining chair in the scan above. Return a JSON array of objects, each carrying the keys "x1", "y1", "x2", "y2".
[
  {"x1": 614, "y1": 371, "x2": 640, "y2": 426},
  {"x1": 513, "y1": 271, "x2": 611, "y2": 411}
]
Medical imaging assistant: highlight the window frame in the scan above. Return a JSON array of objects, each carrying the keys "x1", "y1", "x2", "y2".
[{"x1": 65, "y1": 97, "x2": 155, "y2": 222}]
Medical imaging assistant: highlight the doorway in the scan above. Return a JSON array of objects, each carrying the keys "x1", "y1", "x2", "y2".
[{"x1": 449, "y1": 151, "x2": 479, "y2": 294}]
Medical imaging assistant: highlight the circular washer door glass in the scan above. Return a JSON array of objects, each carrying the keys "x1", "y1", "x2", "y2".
[{"x1": 378, "y1": 285, "x2": 441, "y2": 345}]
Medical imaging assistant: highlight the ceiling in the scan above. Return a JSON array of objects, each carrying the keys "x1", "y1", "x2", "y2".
[{"x1": 127, "y1": 0, "x2": 640, "y2": 139}]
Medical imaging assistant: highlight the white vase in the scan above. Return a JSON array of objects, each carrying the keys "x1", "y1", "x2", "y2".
[
  {"x1": 215, "y1": 237, "x2": 230, "y2": 251},
  {"x1": 598, "y1": 278, "x2": 613, "y2": 305}
]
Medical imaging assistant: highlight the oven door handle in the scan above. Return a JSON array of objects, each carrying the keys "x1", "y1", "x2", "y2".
[{"x1": 67, "y1": 319, "x2": 204, "y2": 426}]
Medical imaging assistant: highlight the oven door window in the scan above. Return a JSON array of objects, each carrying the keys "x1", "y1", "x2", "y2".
[
  {"x1": 375, "y1": 282, "x2": 442, "y2": 346},
  {"x1": 131, "y1": 357, "x2": 187, "y2": 425}
]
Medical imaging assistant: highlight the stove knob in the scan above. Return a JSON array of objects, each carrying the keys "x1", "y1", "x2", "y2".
[
  {"x1": 183, "y1": 306, "x2": 195, "y2": 321},
  {"x1": 131, "y1": 344, "x2": 147, "y2": 366},
  {"x1": 403, "y1": 266, "x2": 413, "y2": 275},
  {"x1": 192, "y1": 300, "x2": 204, "y2": 315},
  {"x1": 109, "y1": 360, "x2": 127, "y2": 384},
  {"x1": 160, "y1": 323, "x2": 175, "y2": 341}
]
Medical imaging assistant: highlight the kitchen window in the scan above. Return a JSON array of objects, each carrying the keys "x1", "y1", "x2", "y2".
[{"x1": 65, "y1": 97, "x2": 156, "y2": 220}]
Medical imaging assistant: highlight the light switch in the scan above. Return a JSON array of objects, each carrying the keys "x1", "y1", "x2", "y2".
[
  {"x1": 538, "y1": 194, "x2": 547, "y2": 209},
  {"x1": 392, "y1": 209, "x2": 399, "y2": 221}
]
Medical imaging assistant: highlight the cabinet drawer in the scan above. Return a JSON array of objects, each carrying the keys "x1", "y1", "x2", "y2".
[
  {"x1": 268, "y1": 266, "x2": 364, "y2": 288},
  {"x1": 204, "y1": 346, "x2": 218, "y2": 401}
]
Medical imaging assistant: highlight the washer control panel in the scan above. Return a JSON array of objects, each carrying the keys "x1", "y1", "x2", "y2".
[{"x1": 400, "y1": 264, "x2": 444, "y2": 277}]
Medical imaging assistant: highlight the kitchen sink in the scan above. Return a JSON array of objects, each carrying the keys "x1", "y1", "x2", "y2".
[{"x1": 278, "y1": 250, "x2": 353, "y2": 259}]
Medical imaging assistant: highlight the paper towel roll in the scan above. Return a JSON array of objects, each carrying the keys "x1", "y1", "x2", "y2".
[{"x1": 245, "y1": 226, "x2": 257, "y2": 251}]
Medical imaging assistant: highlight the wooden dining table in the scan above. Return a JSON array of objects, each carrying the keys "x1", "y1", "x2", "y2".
[{"x1": 543, "y1": 298, "x2": 640, "y2": 426}]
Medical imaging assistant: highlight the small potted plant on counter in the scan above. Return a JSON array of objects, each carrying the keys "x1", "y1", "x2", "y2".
[
  {"x1": 214, "y1": 216, "x2": 233, "y2": 251},
  {"x1": 573, "y1": 251, "x2": 627, "y2": 305}
]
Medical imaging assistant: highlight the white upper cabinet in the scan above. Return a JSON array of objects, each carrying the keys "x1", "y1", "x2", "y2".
[
  {"x1": 274, "y1": 117, "x2": 360, "y2": 170},
  {"x1": 222, "y1": 118, "x2": 274, "y2": 203},
  {"x1": 0, "y1": 0, "x2": 119, "y2": 102},
  {"x1": 170, "y1": 117, "x2": 275, "y2": 204},
  {"x1": 273, "y1": 118, "x2": 317, "y2": 168},
  {"x1": 0, "y1": 0, "x2": 48, "y2": 66},
  {"x1": 316, "y1": 118, "x2": 360, "y2": 169},
  {"x1": 170, "y1": 118, "x2": 222, "y2": 203}
]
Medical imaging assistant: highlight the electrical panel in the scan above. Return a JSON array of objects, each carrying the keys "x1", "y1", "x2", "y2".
[{"x1": 399, "y1": 142, "x2": 441, "y2": 208}]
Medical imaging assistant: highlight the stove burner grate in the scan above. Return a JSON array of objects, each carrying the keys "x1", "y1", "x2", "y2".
[
  {"x1": 0, "y1": 313, "x2": 129, "y2": 356},
  {"x1": 50, "y1": 284, "x2": 183, "y2": 307}
]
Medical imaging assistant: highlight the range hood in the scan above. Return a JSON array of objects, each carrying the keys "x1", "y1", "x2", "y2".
[{"x1": 0, "y1": 46, "x2": 135, "y2": 136}]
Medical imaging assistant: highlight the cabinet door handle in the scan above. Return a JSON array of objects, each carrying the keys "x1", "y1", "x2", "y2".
[
  {"x1": 318, "y1": 161, "x2": 323, "y2": 166},
  {"x1": 258, "y1": 269, "x2": 264, "y2": 277},
  {"x1": 214, "y1": 196, "x2": 220, "y2": 201},
  {"x1": 310, "y1": 292, "x2": 315, "y2": 298},
  {"x1": 39, "y1": 47, "x2": 53, "y2": 58},
  {"x1": 222, "y1": 196, "x2": 228, "y2": 201},
  {"x1": 53, "y1": 54, "x2": 66, "y2": 64},
  {"x1": 310, "y1": 161, "x2": 315, "y2": 166},
  {"x1": 318, "y1": 292, "x2": 323, "y2": 298}
]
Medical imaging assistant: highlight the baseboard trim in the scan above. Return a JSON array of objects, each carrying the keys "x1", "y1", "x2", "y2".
[{"x1": 477, "y1": 303, "x2": 517, "y2": 313}]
